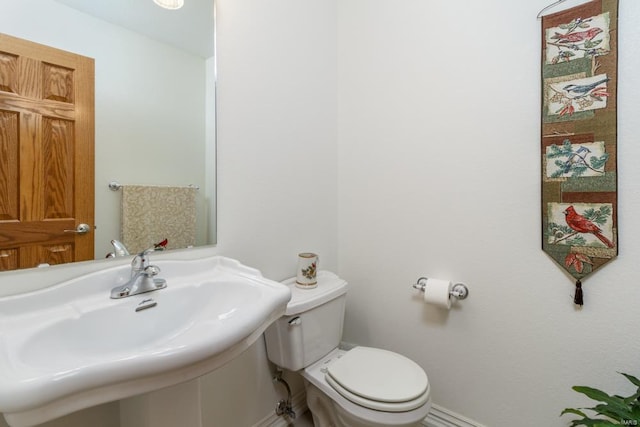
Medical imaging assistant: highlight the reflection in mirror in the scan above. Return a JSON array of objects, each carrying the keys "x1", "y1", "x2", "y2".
[{"x1": 0, "y1": 0, "x2": 216, "y2": 269}]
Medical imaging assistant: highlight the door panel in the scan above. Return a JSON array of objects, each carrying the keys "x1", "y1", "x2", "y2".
[
  {"x1": 0, "y1": 110, "x2": 18, "y2": 221},
  {"x1": 0, "y1": 33, "x2": 94, "y2": 271}
]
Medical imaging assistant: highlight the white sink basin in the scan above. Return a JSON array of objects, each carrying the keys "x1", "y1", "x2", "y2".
[{"x1": 0, "y1": 256, "x2": 291, "y2": 427}]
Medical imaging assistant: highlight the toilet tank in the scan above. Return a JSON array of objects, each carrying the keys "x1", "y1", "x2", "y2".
[{"x1": 264, "y1": 271, "x2": 348, "y2": 371}]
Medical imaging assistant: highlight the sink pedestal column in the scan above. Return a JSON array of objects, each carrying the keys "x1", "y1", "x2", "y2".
[{"x1": 120, "y1": 380, "x2": 202, "y2": 427}]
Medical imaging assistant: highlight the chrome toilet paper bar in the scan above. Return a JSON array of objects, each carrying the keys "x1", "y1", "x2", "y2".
[{"x1": 412, "y1": 277, "x2": 469, "y2": 300}]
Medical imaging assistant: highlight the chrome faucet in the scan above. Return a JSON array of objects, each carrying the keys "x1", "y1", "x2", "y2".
[{"x1": 110, "y1": 248, "x2": 167, "y2": 299}]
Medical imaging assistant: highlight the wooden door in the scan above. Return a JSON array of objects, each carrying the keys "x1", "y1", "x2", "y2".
[{"x1": 0, "y1": 33, "x2": 94, "y2": 271}]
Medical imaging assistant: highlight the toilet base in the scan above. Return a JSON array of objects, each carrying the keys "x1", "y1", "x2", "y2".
[
  {"x1": 305, "y1": 382, "x2": 427, "y2": 427},
  {"x1": 301, "y1": 349, "x2": 431, "y2": 427}
]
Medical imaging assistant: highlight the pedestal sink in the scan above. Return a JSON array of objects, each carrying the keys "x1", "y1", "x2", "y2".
[{"x1": 0, "y1": 255, "x2": 291, "y2": 427}]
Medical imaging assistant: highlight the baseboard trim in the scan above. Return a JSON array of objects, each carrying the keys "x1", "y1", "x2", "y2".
[
  {"x1": 253, "y1": 393, "x2": 485, "y2": 427},
  {"x1": 423, "y1": 404, "x2": 487, "y2": 427},
  {"x1": 253, "y1": 390, "x2": 308, "y2": 427}
]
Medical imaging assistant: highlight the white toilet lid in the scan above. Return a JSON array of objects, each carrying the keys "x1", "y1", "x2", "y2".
[{"x1": 325, "y1": 346, "x2": 429, "y2": 412}]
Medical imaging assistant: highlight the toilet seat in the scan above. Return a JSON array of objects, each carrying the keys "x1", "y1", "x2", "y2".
[{"x1": 325, "y1": 346, "x2": 430, "y2": 412}]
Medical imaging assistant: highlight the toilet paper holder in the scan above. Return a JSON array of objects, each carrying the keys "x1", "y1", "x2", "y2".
[{"x1": 412, "y1": 277, "x2": 469, "y2": 300}]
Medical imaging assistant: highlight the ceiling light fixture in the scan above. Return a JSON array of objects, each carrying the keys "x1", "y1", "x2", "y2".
[{"x1": 153, "y1": 0, "x2": 184, "y2": 10}]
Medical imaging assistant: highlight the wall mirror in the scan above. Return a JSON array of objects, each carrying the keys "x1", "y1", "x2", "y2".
[{"x1": 0, "y1": 0, "x2": 216, "y2": 270}]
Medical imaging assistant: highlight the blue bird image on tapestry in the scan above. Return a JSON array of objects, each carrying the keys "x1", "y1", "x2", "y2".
[
  {"x1": 562, "y1": 146, "x2": 591, "y2": 173},
  {"x1": 545, "y1": 140, "x2": 609, "y2": 178}
]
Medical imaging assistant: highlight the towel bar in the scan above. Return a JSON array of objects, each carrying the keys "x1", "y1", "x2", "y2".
[{"x1": 108, "y1": 181, "x2": 199, "y2": 191}]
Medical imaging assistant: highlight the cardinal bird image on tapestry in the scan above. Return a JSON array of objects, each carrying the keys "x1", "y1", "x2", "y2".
[
  {"x1": 546, "y1": 203, "x2": 616, "y2": 274},
  {"x1": 565, "y1": 205, "x2": 614, "y2": 247},
  {"x1": 547, "y1": 203, "x2": 614, "y2": 248}
]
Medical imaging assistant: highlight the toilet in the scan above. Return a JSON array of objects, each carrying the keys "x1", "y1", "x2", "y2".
[{"x1": 264, "y1": 271, "x2": 431, "y2": 427}]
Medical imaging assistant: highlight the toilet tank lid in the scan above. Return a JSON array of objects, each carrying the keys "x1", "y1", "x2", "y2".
[{"x1": 282, "y1": 271, "x2": 348, "y2": 316}]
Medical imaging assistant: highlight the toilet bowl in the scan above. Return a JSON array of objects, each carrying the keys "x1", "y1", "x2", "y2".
[
  {"x1": 264, "y1": 271, "x2": 431, "y2": 426},
  {"x1": 303, "y1": 348, "x2": 431, "y2": 427}
]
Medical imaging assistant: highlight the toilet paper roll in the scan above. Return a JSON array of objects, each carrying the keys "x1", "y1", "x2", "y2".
[{"x1": 423, "y1": 278, "x2": 452, "y2": 309}]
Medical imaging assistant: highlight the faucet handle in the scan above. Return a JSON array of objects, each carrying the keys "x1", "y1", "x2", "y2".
[
  {"x1": 143, "y1": 264, "x2": 161, "y2": 277},
  {"x1": 131, "y1": 247, "x2": 157, "y2": 272}
]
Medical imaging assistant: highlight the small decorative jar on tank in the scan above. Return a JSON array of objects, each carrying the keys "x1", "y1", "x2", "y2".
[{"x1": 296, "y1": 253, "x2": 318, "y2": 289}]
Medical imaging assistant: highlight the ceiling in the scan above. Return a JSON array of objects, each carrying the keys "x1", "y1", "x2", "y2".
[{"x1": 54, "y1": 0, "x2": 214, "y2": 58}]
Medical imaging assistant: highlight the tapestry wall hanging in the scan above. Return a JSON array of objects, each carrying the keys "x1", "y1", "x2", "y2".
[{"x1": 541, "y1": 0, "x2": 618, "y2": 306}]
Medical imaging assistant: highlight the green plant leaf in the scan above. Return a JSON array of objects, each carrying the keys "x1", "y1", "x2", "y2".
[
  {"x1": 570, "y1": 420, "x2": 621, "y2": 427},
  {"x1": 620, "y1": 372, "x2": 640, "y2": 388},
  {"x1": 621, "y1": 391, "x2": 640, "y2": 407},
  {"x1": 592, "y1": 402, "x2": 631, "y2": 421},
  {"x1": 573, "y1": 386, "x2": 631, "y2": 415},
  {"x1": 563, "y1": 373, "x2": 640, "y2": 426},
  {"x1": 561, "y1": 408, "x2": 589, "y2": 417},
  {"x1": 573, "y1": 386, "x2": 620, "y2": 403}
]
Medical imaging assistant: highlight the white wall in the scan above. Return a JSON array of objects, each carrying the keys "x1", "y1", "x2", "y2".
[
  {"x1": 338, "y1": 1, "x2": 640, "y2": 426},
  {"x1": 214, "y1": 0, "x2": 339, "y2": 280},
  {"x1": 203, "y1": 0, "x2": 339, "y2": 421}
]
